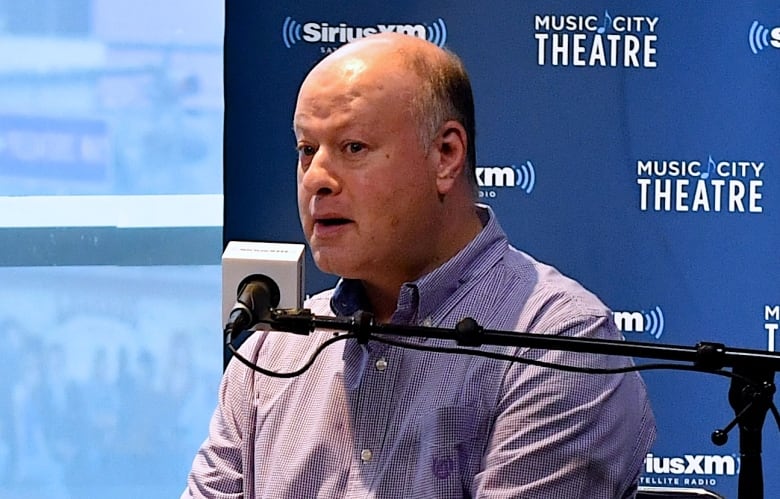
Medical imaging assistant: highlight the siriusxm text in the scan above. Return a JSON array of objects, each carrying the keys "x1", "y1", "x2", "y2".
[
  {"x1": 301, "y1": 22, "x2": 426, "y2": 43},
  {"x1": 645, "y1": 453, "x2": 737, "y2": 476}
]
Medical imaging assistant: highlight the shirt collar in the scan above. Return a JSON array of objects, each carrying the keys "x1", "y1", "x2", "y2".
[{"x1": 330, "y1": 204, "x2": 508, "y2": 324}]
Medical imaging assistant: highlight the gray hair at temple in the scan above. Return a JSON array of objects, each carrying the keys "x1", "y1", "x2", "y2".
[{"x1": 403, "y1": 46, "x2": 478, "y2": 194}]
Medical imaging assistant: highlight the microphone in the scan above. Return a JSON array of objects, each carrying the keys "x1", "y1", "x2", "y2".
[
  {"x1": 225, "y1": 274, "x2": 281, "y2": 335},
  {"x1": 221, "y1": 241, "x2": 305, "y2": 369}
]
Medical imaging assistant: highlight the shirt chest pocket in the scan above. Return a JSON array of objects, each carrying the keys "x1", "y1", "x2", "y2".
[{"x1": 404, "y1": 405, "x2": 488, "y2": 499}]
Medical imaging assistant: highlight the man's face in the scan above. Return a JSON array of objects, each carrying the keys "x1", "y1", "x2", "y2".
[{"x1": 293, "y1": 53, "x2": 442, "y2": 284}]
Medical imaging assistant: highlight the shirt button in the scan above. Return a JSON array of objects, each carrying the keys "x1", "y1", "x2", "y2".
[
  {"x1": 361, "y1": 448, "x2": 373, "y2": 462},
  {"x1": 375, "y1": 357, "x2": 388, "y2": 371},
  {"x1": 422, "y1": 317, "x2": 433, "y2": 327}
]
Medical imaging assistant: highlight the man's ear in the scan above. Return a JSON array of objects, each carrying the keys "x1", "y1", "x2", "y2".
[{"x1": 434, "y1": 120, "x2": 468, "y2": 195}]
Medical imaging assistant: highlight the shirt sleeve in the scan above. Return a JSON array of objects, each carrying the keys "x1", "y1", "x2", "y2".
[
  {"x1": 472, "y1": 312, "x2": 655, "y2": 499},
  {"x1": 181, "y1": 337, "x2": 261, "y2": 499}
]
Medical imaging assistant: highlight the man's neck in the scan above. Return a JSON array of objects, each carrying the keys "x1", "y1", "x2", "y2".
[
  {"x1": 359, "y1": 280, "x2": 399, "y2": 324},
  {"x1": 360, "y1": 205, "x2": 484, "y2": 324}
]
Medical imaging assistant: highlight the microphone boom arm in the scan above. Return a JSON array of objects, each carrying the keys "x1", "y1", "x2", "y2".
[
  {"x1": 263, "y1": 307, "x2": 780, "y2": 499},
  {"x1": 267, "y1": 308, "x2": 780, "y2": 372}
]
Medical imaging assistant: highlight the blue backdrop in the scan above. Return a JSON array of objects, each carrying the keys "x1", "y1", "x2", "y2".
[{"x1": 223, "y1": 2, "x2": 780, "y2": 497}]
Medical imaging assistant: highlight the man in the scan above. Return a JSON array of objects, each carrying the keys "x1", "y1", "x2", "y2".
[{"x1": 183, "y1": 32, "x2": 655, "y2": 498}]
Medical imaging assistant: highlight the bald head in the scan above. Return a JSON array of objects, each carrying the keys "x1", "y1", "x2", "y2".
[
  {"x1": 300, "y1": 33, "x2": 477, "y2": 190},
  {"x1": 306, "y1": 32, "x2": 446, "y2": 81}
]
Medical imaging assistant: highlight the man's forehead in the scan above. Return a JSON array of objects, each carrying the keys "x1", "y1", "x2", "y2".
[
  {"x1": 293, "y1": 93, "x2": 380, "y2": 132},
  {"x1": 303, "y1": 56, "x2": 372, "y2": 92},
  {"x1": 297, "y1": 58, "x2": 404, "y2": 112}
]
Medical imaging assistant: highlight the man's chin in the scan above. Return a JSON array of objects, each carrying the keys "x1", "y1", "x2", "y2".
[{"x1": 311, "y1": 251, "x2": 355, "y2": 278}]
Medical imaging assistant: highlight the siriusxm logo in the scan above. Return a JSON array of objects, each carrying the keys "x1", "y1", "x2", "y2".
[
  {"x1": 645, "y1": 453, "x2": 738, "y2": 476},
  {"x1": 613, "y1": 306, "x2": 664, "y2": 339},
  {"x1": 282, "y1": 17, "x2": 447, "y2": 49},
  {"x1": 748, "y1": 20, "x2": 780, "y2": 54},
  {"x1": 476, "y1": 162, "x2": 536, "y2": 195}
]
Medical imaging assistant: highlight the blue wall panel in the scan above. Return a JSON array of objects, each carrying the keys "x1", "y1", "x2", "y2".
[{"x1": 225, "y1": 3, "x2": 780, "y2": 496}]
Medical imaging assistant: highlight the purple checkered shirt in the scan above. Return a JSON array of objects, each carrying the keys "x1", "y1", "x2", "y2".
[{"x1": 183, "y1": 205, "x2": 655, "y2": 498}]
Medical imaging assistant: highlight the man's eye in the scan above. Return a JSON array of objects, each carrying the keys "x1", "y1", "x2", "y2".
[
  {"x1": 347, "y1": 142, "x2": 364, "y2": 153},
  {"x1": 299, "y1": 145, "x2": 316, "y2": 156}
]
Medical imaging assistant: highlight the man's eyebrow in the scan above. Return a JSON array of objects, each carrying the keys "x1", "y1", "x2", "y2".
[{"x1": 292, "y1": 120, "x2": 310, "y2": 136}]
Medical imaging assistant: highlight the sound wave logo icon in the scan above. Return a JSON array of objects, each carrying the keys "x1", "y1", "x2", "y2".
[
  {"x1": 516, "y1": 161, "x2": 536, "y2": 194},
  {"x1": 748, "y1": 20, "x2": 780, "y2": 54},
  {"x1": 281, "y1": 17, "x2": 448, "y2": 49},
  {"x1": 749, "y1": 21, "x2": 771, "y2": 54},
  {"x1": 282, "y1": 16, "x2": 302, "y2": 48},
  {"x1": 643, "y1": 306, "x2": 665, "y2": 340},
  {"x1": 427, "y1": 18, "x2": 448, "y2": 47}
]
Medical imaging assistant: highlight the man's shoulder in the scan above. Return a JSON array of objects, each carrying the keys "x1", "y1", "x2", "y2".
[{"x1": 500, "y1": 246, "x2": 613, "y2": 321}]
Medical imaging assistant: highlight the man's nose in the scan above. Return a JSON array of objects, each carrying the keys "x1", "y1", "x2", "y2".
[{"x1": 300, "y1": 149, "x2": 340, "y2": 196}]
